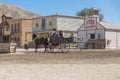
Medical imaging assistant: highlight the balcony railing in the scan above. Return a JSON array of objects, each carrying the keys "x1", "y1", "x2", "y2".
[
  {"x1": 4, "y1": 31, "x2": 10, "y2": 35},
  {"x1": 86, "y1": 39, "x2": 106, "y2": 49},
  {"x1": 11, "y1": 31, "x2": 20, "y2": 35}
]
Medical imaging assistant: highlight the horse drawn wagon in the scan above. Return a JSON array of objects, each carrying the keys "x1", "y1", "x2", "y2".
[{"x1": 34, "y1": 36, "x2": 81, "y2": 53}]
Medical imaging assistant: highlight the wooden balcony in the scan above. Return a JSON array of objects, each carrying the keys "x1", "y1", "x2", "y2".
[{"x1": 4, "y1": 31, "x2": 10, "y2": 35}]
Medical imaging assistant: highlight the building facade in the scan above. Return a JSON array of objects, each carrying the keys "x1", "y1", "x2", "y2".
[
  {"x1": 0, "y1": 14, "x2": 32, "y2": 47},
  {"x1": 77, "y1": 17, "x2": 105, "y2": 49},
  {"x1": 77, "y1": 8, "x2": 120, "y2": 49},
  {"x1": 31, "y1": 14, "x2": 84, "y2": 38},
  {"x1": 0, "y1": 14, "x2": 12, "y2": 43}
]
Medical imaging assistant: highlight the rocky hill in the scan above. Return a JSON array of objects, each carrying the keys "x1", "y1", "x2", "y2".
[{"x1": 0, "y1": 2, "x2": 40, "y2": 22}]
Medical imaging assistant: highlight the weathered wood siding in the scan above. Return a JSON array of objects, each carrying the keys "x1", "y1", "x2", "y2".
[
  {"x1": 117, "y1": 33, "x2": 120, "y2": 48},
  {"x1": 105, "y1": 31, "x2": 120, "y2": 49},
  {"x1": 105, "y1": 31, "x2": 117, "y2": 49}
]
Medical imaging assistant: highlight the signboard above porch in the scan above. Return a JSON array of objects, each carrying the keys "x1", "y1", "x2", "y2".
[{"x1": 85, "y1": 17, "x2": 97, "y2": 30}]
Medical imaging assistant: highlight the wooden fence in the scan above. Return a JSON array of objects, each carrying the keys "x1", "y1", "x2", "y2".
[{"x1": 0, "y1": 43, "x2": 10, "y2": 53}]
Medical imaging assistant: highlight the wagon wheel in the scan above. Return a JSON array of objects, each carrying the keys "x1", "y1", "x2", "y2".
[
  {"x1": 47, "y1": 42, "x2": 54, "y2": 53},
  {"x1": 60, "y1": 43, "x2": 70, "y2": 53}
]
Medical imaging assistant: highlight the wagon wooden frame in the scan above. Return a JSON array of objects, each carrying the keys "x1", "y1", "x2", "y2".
[{"x1": 46, "y1": 37, "x2": 82, "y2": 53}]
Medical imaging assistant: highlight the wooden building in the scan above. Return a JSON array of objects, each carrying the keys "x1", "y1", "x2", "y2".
[
  {"x1": 30, "y1": 14, "x2": 84, "y2": 38},
  {"x1": 0, "y1": 14, "x2": 12, "y2": 43},
  {"x1": 77, "y1": 8, "x2": 120, "y2": 49},
  {"x1": 0, "y1": 14, "x2": 32, "y2": 47}
]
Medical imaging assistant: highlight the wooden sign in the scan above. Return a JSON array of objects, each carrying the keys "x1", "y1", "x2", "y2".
[{"x1": 85, "y1": 17, "x2": 97, "y2": 29}]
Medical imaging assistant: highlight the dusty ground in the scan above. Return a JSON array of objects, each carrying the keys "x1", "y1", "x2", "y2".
[
  {"x1": 1, "y1": 50, "x2": 120, "y2": 80},
  {"x1": 0, "y1": 49, "x2": 120, "y2": 64}
]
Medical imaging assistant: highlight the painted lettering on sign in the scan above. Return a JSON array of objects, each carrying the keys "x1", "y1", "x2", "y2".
[
  {"x1": 86, "y1": 20, "x2": 95, "y2": 26},
  {"x1": 85, "y1": 18, "x2": 97, "y2": 29}
]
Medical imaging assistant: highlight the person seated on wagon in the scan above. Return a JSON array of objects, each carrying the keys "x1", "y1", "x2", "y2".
[
  {"x1": 69, "y1": 33, "x2": 74, "y2": 38},
  {"x1": 69, "y1": 32, "x2": 74, "y2": 42},
  {"x1": 51, "y1": 28, "x2": 58, "y2": 38},
  {"x1": 59, "y1": 30, "x2": 64, "y2": 38},
  {"x1": 50, "y1": 28, "x2": 59, "y2": 44}
]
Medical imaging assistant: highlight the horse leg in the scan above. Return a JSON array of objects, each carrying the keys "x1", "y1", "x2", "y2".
[
  {"x1": 35, "y1": 44, "x2": 38, "y2": 53},
  {"x1": 44, "y1": 45, "x2": 47, "y2": 53}
]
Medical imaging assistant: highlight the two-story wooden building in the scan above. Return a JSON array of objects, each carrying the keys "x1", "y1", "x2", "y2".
[
  {"x1": 29, "y1": 14, "x2": 84, "y2": 38},
  {"x1": 0, "y1": 14, "x2": 32, "y2": 47}
]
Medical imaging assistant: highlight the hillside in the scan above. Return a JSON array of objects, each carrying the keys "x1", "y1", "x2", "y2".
[{"x1": 0, "y1": 2, "x2": 40, "y2": 22}]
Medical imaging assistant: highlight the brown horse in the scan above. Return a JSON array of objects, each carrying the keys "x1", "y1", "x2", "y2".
[{"x1": 34, "y1": 37, "x2": 48, "y2": 53}]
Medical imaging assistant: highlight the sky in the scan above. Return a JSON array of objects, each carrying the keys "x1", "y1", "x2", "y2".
[{"x1": 0, "y1": 0, "x2": 120, "y2": 24}]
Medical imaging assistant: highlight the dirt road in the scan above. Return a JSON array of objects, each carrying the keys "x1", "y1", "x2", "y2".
[
  {"x1": 0, "y1": 50, "x2": 120, "y2": 64},
  {"x1": 1, "y1": 50, "x2": 120, "y2": 80}
]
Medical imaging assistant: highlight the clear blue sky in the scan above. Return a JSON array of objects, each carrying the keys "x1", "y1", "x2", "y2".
[{"x1": 0, "y1": 0, "x2": 120, "y2": 23}]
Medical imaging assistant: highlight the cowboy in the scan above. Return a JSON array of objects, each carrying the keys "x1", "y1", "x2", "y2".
[
  {"x1": 51, "y1": 28, "x2": 58, "y2": 38},
  {"x1": 59, "y1": 30, "x2": 63, "y2": 38}
]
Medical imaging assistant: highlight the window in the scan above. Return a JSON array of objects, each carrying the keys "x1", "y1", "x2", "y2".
[
  {"x1": 41, "y1": 18, "x2": 46, "y2": 30},
  {"x1": 6, "y1": 27, "x2": 9, "y2": 31},
  {"x1": 11, "y1": 24, "x2": 13, "y2": 31},
  {"x1": 90, "y1": 34, "x2": 95, "y2": 39},
  {"x1": 14, "y1": 24, "x2": 16, "y2": 31},
  {"x1": 2, "y1": 16, "x2": 6, "y2": 22},
  {"x1": 36, "y1": 23, "x2": 39, "y2": 27},
  {"x1": 3, "y1": 17, "x2": 6, "y2": 22},
  {"x1": 18, "y1": 23, "x2": 20, "y2": 31},
  {"x1": 98, "y1": 33, "x2": 101, "y2": 39},
  {"x1": 49, "y1": 22, "x2": 52, "y2": 26},
  {"x1": 2, "y1": 28, "x2": 4, "y2": 33}
]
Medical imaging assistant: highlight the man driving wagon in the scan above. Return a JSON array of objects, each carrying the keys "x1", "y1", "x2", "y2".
[{"x1": 50, "y1": 29, "x2": 64, "y2": 45}]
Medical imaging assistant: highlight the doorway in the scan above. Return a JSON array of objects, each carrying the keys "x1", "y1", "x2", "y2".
[{"x1": 90, "y1": 34, "x2": 95, "y2": 39}]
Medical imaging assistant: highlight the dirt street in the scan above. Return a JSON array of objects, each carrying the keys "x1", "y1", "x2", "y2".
[
  {"x1": 0, "y1": 50, "x2": 120, "y2": 80},
  {"x1": 0, "y1": 49, "x2": 120, "y2": 64}
]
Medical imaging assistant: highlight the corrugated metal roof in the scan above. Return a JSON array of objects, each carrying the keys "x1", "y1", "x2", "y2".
[
  {"x1": 57, "y1": 19, "x2": 84, "y2": 31},
  {"x1": 99, "y1": 22, "x2": 120, "y2": 30}
]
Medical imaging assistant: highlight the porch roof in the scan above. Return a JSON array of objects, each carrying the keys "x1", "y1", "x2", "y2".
[{"x1": 99, "y1": 22, "x2": 120, "y2": 30}]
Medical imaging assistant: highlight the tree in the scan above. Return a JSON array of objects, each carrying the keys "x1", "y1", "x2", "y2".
[
  {"x1": 76, "y1": 8, "x2": 104, "y2": 21},
  {"x1": 76, "y1": 8, "x2": 89, "y2": 17},
  {"x1": 99, "y1": 13, "x2": 104, "y2": 21}
]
